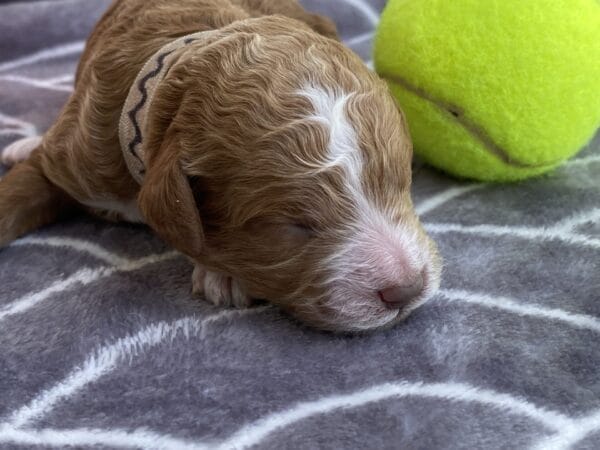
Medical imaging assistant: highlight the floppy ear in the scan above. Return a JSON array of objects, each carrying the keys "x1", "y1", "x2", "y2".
[
  {"x1": 303, "y1": 13, "x2": 339, "y2": 41},
  {"x1": 137, "y1": 129, "x2": 204, "y2": 258},
  {"x1": 133, "y1": 27, "x2": 254, "y2": 260}
]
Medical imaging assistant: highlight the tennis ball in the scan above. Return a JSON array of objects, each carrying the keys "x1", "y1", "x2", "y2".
[{"x1": 374, "y1": 0, "x2": 600, "y2": 182}]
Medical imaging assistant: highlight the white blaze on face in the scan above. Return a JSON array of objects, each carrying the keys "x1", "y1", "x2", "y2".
[
  {"x1": 297, "y1": 83, "x2": 411, "y2": 236},
  {"x1": 297, "y1": 84, "x2": 366, "y2": 208},
  {"x1": 298, "y1": 84, "x2": 438, "y2": 327}
]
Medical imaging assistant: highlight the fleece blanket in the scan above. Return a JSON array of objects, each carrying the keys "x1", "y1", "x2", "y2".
[{"x1": 1, "y1": 1, "x2": 599, "y2": 449}]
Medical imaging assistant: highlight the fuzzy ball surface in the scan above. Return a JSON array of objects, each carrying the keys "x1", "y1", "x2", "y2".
[{"x1": 374, "y1": 0, "x2": 600, "y2": 181}]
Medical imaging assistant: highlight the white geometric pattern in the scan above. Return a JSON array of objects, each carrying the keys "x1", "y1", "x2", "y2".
[
  {"x1": 0, "y1": 111, "x2": 37, "y2": 138},
  {"x1": 0, "y1": 74, "x2": 74, "y2": 93},
  {"x1": 1, "y1": 0, "x2": 599, "y2": 448},
  {"x1": 0, "y1": 246, "x2": 179, "y2": 323},
  {"x1": 0, "y1": 174, "x2": 597, "y2": 448},
  {"x1": 0, "y1": 41, "x2": 85, "y2": 73},
  {"x1": 426, "y1": 208, "x2": 600, "y2": 250}
]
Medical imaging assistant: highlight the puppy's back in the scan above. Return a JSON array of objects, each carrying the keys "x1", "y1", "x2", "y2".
[
  {"x1": 76, "y1": 0, "x2": 337, "y2": 88},
  {"x1": 39, "y1": 0, "x2": 337, "y2": 204}
]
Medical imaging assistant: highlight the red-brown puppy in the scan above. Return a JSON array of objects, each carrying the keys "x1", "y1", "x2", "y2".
[{"x1": 0, "y1": 0, "x2": 441, "y2": 332}]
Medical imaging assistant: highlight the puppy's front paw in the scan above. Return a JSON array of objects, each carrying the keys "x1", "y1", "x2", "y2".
[
  {"x1": 1, "y1": 136, "x2": 42, "y2": 166},
  {"x1": 191, "y1": 264, "x2": 253, "y2": 308}
]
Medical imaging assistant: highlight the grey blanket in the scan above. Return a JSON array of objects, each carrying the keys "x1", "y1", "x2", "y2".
[{"x1": 1, "y1": 1, "x2": 599, "y2": 449}]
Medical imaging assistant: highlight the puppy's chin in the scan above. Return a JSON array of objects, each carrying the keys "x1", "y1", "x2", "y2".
[
  {"x1": 281, "y1": 295, "x2": 398, "y2": 333},
  {"x1": 280, "y1": 289, "x2": 428, "y2": 333},
  {"x1": 275, "y1": 249, "x2": 442, "y2": 333}
]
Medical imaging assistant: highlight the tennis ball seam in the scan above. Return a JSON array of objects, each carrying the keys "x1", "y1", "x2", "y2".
[{"x1": 380, "y1": 72, "x2": 562, "y2": 170}]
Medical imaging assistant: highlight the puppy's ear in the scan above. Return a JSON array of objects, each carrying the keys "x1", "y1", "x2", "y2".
[
  {"x1": 134, "y1": 29, "x2": 250, "y2": 259},
  {"x1": 137, "y1": 129, "x2": 203, "y2": 258},
  {"x1": 304, "y1": 13, "x2": 339, "y2": 41}
]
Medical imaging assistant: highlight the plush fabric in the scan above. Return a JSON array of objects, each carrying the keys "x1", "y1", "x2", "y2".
[
  {"x1": 374, "y1": 0, "x2": 600, "y2": 181},
  {"x1": 119, "y1": 29, "x2": 219, "y2": 185},
  {"x1": 0, "y1": 0, "x2": 599, "y2": 449}
]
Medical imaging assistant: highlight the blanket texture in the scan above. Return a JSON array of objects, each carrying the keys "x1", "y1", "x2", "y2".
[{"x1": 1, "y1": 1, "x2": 599, "y2": 449}]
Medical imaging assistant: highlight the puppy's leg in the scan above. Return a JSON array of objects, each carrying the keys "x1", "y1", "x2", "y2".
[
  {"x1": 0, "y1": 149, "x2": 75, "y2": 247},
  {"x1": 191, "y1": 263, "x2": 254, "y2": 308},
  {"x1": 1, "y1": 136, "x2": 43, "y2": 166}
]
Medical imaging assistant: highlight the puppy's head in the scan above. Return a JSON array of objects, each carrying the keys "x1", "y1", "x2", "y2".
[{"x1": 139, "y1": 16, "x2": 441, "y2": 332}]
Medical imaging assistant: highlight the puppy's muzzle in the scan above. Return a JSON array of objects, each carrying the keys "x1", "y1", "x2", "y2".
[{"x1": 378, "y1": 271, "x2": 425, "y2": 310}]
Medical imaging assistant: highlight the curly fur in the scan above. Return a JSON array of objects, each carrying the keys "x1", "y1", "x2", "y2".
[{"x1": 0, "y1": 0, "x2": 441, "y2": 332}]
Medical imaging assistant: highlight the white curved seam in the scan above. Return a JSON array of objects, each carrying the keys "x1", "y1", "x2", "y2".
[
  {"x1": 344, "y1": 31, "x2": 374, "y2": 47},
  {"x1": 340, "y1": 0, "x2": 380, "y2": 25},
  {"x1": 0, "y1": 251, "x2": 178, "y2": 323},
  {"x1": 0, "y1": 41, "x2": 85, "y2": 73},
  {"x1": 217, "y1": 380, "x2": 573, "y2": 449},
  {"x1": 549, "y1": 208, "x2": 600, "y2": 235},
  {"x1": 8, "y1": 307, "x2": 268, "y2": 428},
  {"x1": 0, "y1": 267, "x2": 109, "y2": 322},
  {"x1": 44, "y1": 74, "x2": 75, "y2": 85},
  {"x1": 415, "y1": 184, "x2": 485, "y2": 216},
  {"x1": 0, "y1": 75, "x2": 73, "y2": 93},
  {"x1": 0, "y1": 129, "x2": 34, "y2": 137},
  {"x1": 530, "y1": 408, "x2": 600, "y2": 450},
  {"x1": 425, "y1": 222, "x2": 600, "y2": 249},
  {"x1": 439, "y1": 289, "x2": 600, "y2": 334},
  {"x1": 12, "y1": 236, "x2": 132, "y2": 266},
  {"x1": 563, "y1": 154, "x2": 600, "y2": 168},
  {"x1": 0, "y1": 111, "x2": 37, "y2": 137},
  {"x1": 0, "y1": 425, "x2": 207, "y2": 450},
  {"x1": 0, "y1": 380, "x2": 572, "y2": 450}
]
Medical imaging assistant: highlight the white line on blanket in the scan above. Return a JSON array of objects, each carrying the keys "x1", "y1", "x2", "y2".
[
  {"x1": 0, "y1": 75, "x2": 73, "y2": 93},
  {"x1": 0, "y1": 111, "x2": 37, "y2": 138},
  {"x1": 344, "y1": 31, "x2": 374, "y2": 47},
  {"x1": 7, "y1": 307, "x2": 269, "y2": 429},
  {"x1": 218, "y1": 381, "x2": 574, "y2": 449},
  {"x1": 44, "y1": 74, "x2": 75, "y2": 85},
  {"x1": 564, "y1": 154, "x2": 600, "y2": 168},
  {"x1": 0, "y1": 380, "x2": 574, "y2": 450},
  {"x1": 412, "y1": 153, "x2": 599, "y2": 218},
  {"x1": 416, "y1": 184, "x2": 486, "y2": 216},
  {"x1": 425, "y1": 219, "x2": 600, "y2": 249},
  {"x1": 0, "y1": 267, "x2": 107, "y2": 322},
  {"x1": 531, "y1": 408, "x2": 600, "y2": 450},
  {"x1": 549, "y1": 208, "x2": 600, "y2": 236},
  {"x1": 12, "y1": 236, "x2": 132, "y2": 266},
  {"x1": 0, "y1": 130, "x2": 29, "y2": 137},
  {"x1": 0, "y1": 130, "x2": 33, "y2": 138},
  {"x1": 439, "y1": 289, "x2": 600, "y2": 334},
  {"x1": 0, "y1": 41, "x2": 85, "y2": 73},
  {"x1": 0, "y1": 251, "x2": 179, "y2": 323},
  {"x1": 341, "y1": 0, "x2": 380, "y2": 26},
  {"x1": 0, "y1": 425, "x2": 204, "y2": 450}
]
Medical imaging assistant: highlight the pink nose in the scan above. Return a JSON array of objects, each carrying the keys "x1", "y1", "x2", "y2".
[{"x1": 378, "y1": 274, "x2": 424, "y2": 310}]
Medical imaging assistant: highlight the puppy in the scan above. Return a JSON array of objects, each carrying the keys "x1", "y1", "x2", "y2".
[{"x1": 0, "y1": 0, "x2": 441, "y2": 332}]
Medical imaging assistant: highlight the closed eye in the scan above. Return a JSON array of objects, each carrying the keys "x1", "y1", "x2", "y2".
[
  {"x1": 243, "y1": 218, "x2": 318, "y2": 243},
  {"x1": 285, "y1": 223, "x2": 317, "y2": 240}
]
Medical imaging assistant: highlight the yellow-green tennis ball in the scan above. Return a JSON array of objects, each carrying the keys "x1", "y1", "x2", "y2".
[{"x1": 374, "y1": 0, "x2": 600, "y2": 182}]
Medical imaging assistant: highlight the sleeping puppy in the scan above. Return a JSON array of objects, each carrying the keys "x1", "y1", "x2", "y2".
[{"x1": 0, "y1": 0, "x2": 441, "y2": 332}]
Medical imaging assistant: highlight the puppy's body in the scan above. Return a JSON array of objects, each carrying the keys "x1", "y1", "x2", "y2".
[
  {"x1": 0, "y1": 0, "x2": 441, "y2": 332},
  {"x1": 8, "y1": 0, "x2": 337, "y2": 222}
]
